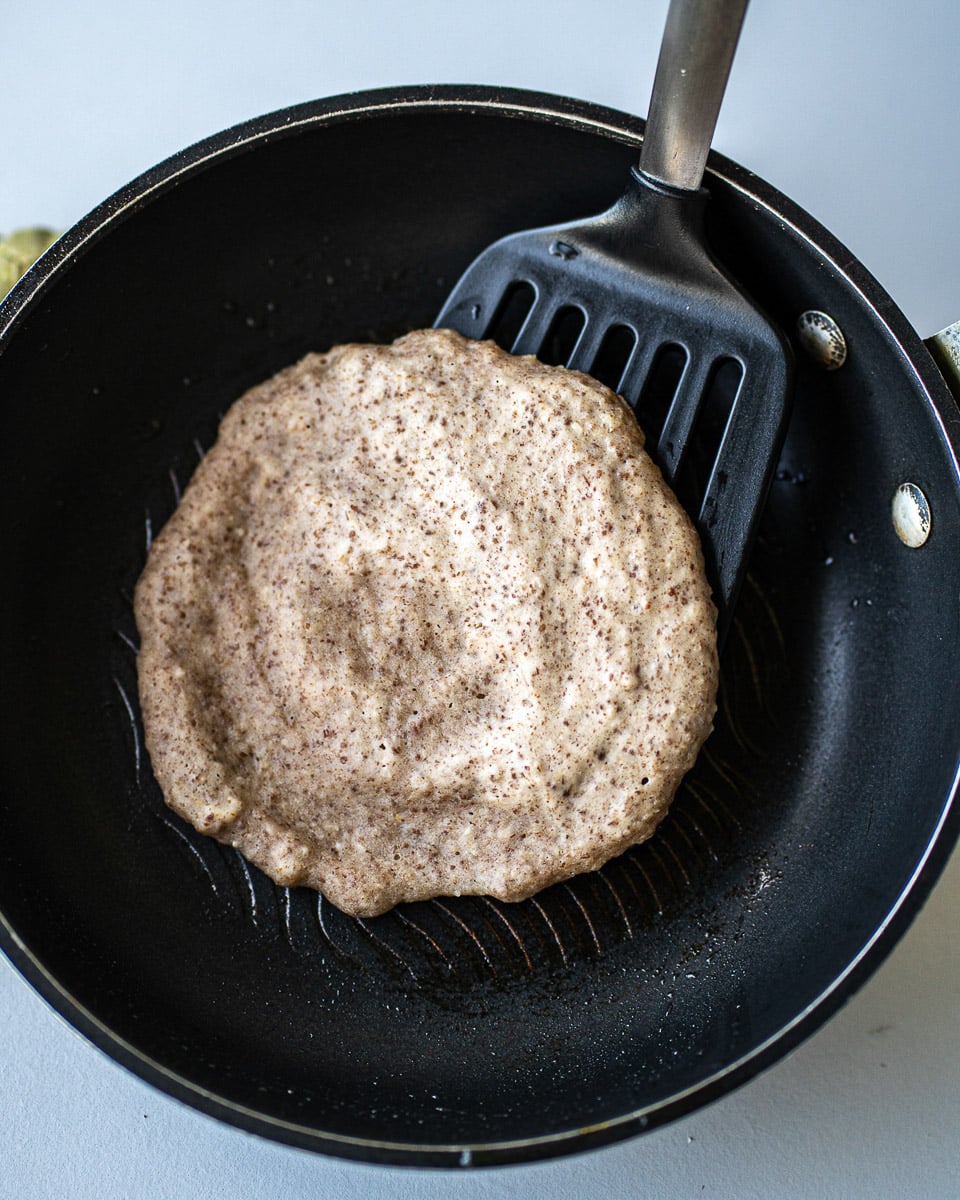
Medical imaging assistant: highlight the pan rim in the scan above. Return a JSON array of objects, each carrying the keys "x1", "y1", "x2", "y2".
[
  {"x1": 3, "y1": 83, "x2": 958, "y2": 469},
  {"x1": 4, "y1": 752, "x2": 959, "y2": 1168},
  {"x1": 2, "y1": 82, "x2": 959, "y2": 1168}
]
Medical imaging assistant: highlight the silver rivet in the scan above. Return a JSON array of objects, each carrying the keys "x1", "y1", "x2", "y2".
[
  {"x1": 892, "y1": 482, "x2": 931, "y2": 547},
  {"x1": 797, "y1": 310, "x2": 847, "y2": 370}
]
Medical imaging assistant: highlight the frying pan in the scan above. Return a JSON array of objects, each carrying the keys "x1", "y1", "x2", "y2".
[{"x1": 1, "y1": 86, "x2": 958, "y2": 1168}]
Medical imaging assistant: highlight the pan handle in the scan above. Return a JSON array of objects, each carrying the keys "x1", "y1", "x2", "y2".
[
  {"x1": 925, "y1": 319, "x2": 960, "y2": 404},
  {"x1": 639, "y1": 0, "x2": 750, "y2": 192}
]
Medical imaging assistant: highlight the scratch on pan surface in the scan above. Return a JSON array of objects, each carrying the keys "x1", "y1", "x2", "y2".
[
  {"x1": 528, "y1": 897, "x2": 569, "y2": 966},
  {"x1": 562, "y1": 883, "x2": 602, "y2": 955},
  {"x1": 664, "y1": 814, "x2": 700, "y2": 862},
  {"x1": 112, "y1": 675, "x2": 142, "y2": 786},
  {"x1": 694, "y1": 753, "x2": 744, "y2": 826},
  {"x1": 477, "y1": 897, "x2": 534, "y2": 972},
  {"x1": 626, "y1": 850, "x2": 664, "y2": 914},
  {"x1": 156, "y1": 815, "x2": 220, "y2": 895},
  {"x1": 279, "y1": 886, "x2": 295, "y2": 947},
  {"x1": 468, "y1": 899, "x2": 515, "y2": 962},
  {"x1": 355, "y1": 919, "x2": 421, "y2": 984},
  {"x1": 430, "y1": 900, "x2": 497, "y2": 974},
  {"x1": 314, "y1": 893, "x2": 337, "y2": 955},
  {"x1": 684, "y1": 780, "x2": 726, "y2": 833},
  {"x1": 115, "y1": 629, "x2": 140, "y2": 657},
  {"x1": 394, "y1": 911, "x2": 453, "y2": 971},
  {"x1": 718, "y1": 681, "x2": 760, "y2": 758},
  {"x1": 659, "y1": 835, "x2": 693, "y2": 889},
  {"x1": 595, "y1": 869, "x2": 633, "y2": 938},
  {"x1": 744, "y1": 571, "x2": 787, "y2": 658},
  {"x1": 606, "y1": 856, "x2": 644, "y2": 906},
  {"x1": 675, "y1": 806, "x2": 717, "y2": 858},
  {"x1": 645, "y1": 841, "x2": 679, "y2": 894},
  {"x1": 731, "y1": 614, "x2": 764, "y2": 710},
  {"x1": 233, "y1": 853, "x2": 259, "y2": 924},
  {"x1": 314, "y1": 893, "x2": 362, "y2": 964}
]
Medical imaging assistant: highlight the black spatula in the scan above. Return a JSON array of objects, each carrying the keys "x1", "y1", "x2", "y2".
[{"x1": 436, "y1": 0, "x2": 792, "y2": 647}]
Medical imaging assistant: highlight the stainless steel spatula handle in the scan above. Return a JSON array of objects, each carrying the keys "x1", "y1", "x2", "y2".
[{"x1": 639, "y1": 0, "x2": 749, "y2": 192}]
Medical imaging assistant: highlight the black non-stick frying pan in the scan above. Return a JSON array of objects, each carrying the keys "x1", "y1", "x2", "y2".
[{"x1": 1, "y1": 87, "x2": 959, "y2": 1168}]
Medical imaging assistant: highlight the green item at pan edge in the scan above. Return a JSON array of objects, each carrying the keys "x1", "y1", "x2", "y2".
[{"x1": 0, "y1": 227, "x2": 60, "y2": 299}]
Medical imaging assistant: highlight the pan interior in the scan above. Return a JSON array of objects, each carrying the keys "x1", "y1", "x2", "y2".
[{"x1": 1, "y1": 95, "x2": 958, "y2": 1164}]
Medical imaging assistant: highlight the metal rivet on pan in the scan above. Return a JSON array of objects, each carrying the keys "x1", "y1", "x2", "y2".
[
  {"x1": 796, "y1": 310, "x2": 847, "y2": 370},
  {"x1": 891, "y1": 482, "x2": 931, "y2": 547},
  {"x1": 548, "y1": 239, "x2": 578, "y2": 260}
]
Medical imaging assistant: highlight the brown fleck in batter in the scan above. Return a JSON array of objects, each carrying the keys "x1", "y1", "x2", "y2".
[{"x1": 134, "y1": 329, "x2": 718, "y2": 916}]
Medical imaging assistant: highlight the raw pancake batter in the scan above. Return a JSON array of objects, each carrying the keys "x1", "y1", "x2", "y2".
[{"x1": 134, "y1": 329, "x2": 718, "y2": 916}]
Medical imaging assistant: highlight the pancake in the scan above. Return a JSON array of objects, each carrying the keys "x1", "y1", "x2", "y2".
[{"x1": 134, "y1": 328, "x2": 718, "y2": 917}]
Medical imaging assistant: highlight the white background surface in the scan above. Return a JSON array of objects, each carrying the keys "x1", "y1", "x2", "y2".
[{"x1": 2, "y1": 1, "x2": 958, "y2": 1195}]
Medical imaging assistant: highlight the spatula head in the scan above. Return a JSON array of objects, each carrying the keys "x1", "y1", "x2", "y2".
[{"x1": 436, "y1": 169, "x2": 792, "y2": 646}]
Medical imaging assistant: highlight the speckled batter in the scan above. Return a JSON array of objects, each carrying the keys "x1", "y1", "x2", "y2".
[{"x1": 134, "y1": 329, "x2": 718, "y2": 916}]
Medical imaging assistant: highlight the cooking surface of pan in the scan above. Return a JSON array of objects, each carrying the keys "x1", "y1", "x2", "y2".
[{"x1": 1, "y1": 87, "x2": 959, "y2": 1166}]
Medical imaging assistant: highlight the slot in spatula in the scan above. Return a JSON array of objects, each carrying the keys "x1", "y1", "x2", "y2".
[{"x1": 436, "y1": 0, "x2": 792, "y2": 647}]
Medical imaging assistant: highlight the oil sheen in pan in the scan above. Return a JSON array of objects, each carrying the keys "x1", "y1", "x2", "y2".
[{"x1": 110, "y1": 430, "x2": 787, "y2": 992}]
